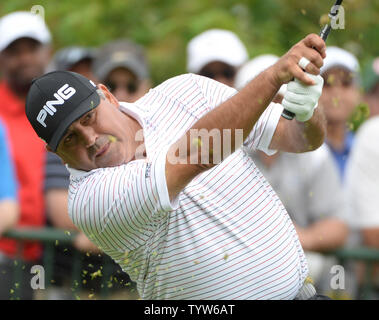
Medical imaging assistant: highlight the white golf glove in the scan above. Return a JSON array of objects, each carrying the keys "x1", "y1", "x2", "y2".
[{"x1": 282, "y1": 73, "x2": 324, "y2": 122}]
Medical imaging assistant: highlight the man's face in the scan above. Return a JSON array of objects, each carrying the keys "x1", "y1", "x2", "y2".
[
  {"x1": 199, "y1": 61, "x2": 236, "y2": 87},
  {"x1": 319, "y1": 67, "x2": 361, "y2": 125},
  {"x1": 55, "y1": 87, "x2": 141, "y2": 171},
  {"x1": 104, "y1": 67, "x2": 149, "y2": 103},
  {"x1": 0, "y1": 38, "x2": 50, "y2": 94}
]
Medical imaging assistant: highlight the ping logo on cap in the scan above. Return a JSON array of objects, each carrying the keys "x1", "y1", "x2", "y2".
[{"x1": 36, "y1": 84, "x2": 76, "y2": 128}]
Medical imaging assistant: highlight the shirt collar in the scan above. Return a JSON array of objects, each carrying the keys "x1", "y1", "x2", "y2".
[
  {"x1": 344, "y1": 130, "x2": 355, "y2": 154},
  {"x1": 327, "y1": 130, "x2": 355, "y2": 156},
  {"x1": 118, "y1": 101, "x2": 145, "y2": 128}
]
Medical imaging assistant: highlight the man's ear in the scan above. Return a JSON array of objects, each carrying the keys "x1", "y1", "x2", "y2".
[{"x1": 97, "y1": 83, "x2": 119, "y2": 107}]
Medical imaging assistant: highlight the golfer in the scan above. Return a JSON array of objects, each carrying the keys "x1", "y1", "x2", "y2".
[{"x1": 26, "y1": 34, "x2": 327, "y2": 300}]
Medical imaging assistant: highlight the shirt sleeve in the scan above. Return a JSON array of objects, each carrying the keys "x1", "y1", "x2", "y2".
[
  {"x1": 243, "y1": 102, "x2": 283, "y2": 156},
  {"x1": 193, "y1": 74, "x2": 282, "y2": 156},
  {"x1": 68, "y1": 146, "x2": 177, "y2": 252},
  {"x1": 345, "y1": 119, "x2": 379, "y2": 228},
  {"x1": 0, "y1": 121, "x2": 17, "y2": 201}
]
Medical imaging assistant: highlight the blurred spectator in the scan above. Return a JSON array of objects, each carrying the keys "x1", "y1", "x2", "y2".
[
  {"x1": 361, "y1": 57, "x2": 379, "y2": 117},
  {"x1": 0, "y1": 119, "x2": 19, "y2": 236},
  {"x1": 51, "y1": 46, "x2": 97, "y2": 82},
  {"x1": 186, "y1": 29, "x2": 248, "y2": 87},
  {"x1": 44, "y1": 152, "x2": 99, "y2": 253},
  {"x1": 235, "y1": 54, "x2": 286, "y2": 102},
  {"x1": 0, "y1": 119, "x2": 20, "y2": 299},
  {"x1": 43, "y1": 151, "x2": 99, "y2": 300},
  {"x1": 250, "y1": 147, "x2": 352, "y2": 296},
  {"x1": 92, "y1": 39, "x2": 151, "y2": 102},
  {"x1": 236, "y1": 56, "x2": 350, "y2": 297},
  {"x1": 0, "y1": 11, "x2": 51, "y2": 299},
  {"x1": 345, "y1": 115, "x2": 379, "y2": 297},
  {"x1": 319, "y1": 46, "x2": 362, "y2": 179}
]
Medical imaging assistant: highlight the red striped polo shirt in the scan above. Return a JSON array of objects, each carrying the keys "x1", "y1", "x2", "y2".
[{"x1": 68, "y1": 74, "x2": 308, "y2": 299}]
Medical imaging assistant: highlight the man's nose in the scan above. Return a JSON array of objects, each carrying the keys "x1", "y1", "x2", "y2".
[{"x1": 78, "y1": 126, "x2": 98, "y2": 148}]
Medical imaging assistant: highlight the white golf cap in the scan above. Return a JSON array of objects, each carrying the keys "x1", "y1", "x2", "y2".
[
  {"x1": 235, "y1": 54, "x2": 287, "y2": 96},
  {"x1": 320, "y1": 46, "x2": 360, "y2": 75},
  {"x1": 0, "y1": 11, "x2": 51, "y2": 52},
  {"x1": 187, "y1": 29, "x2": 248, "y2": 73}
]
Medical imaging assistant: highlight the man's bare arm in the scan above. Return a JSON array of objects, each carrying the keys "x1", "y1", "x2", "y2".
[
  {"x1": 166, "y1": 34, "x2": 326, "y2": 201},
  {"x1": 270, "y1": 105, "x2": 326, "y2": 153},
  {"x1": 295, "y1": 218, "x2": 349, "y2": 252}
]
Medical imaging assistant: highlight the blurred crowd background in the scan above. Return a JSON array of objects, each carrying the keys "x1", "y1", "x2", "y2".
[{"x1": 0, "y1": 0, "x2": 378, "y2": 300}]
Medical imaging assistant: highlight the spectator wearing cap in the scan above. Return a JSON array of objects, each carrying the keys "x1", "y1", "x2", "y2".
[
  {"x1": 187, "y1": 29, "x2": 248, "y2": 87},
  {"x1": 0, "y1": 11, "x2": 51, "y2": 299},
  {"x1": 0, "y1": 119, "x2": 20, "y2": 299},
  {"x1": 318, "y1": 46, "x2": 362, "y2": 180},
  {"x1": 362, "y1": 57, "x2": 379, "y2": 117},
  {"x1": 92, "y1": 39, "x2": 151, "y2": 103},
  {"x1": 0, "y1": 119, "x2": 19, "y2": 243},
  {"x1": 236, "y1": 55, "x2": 351, "y2": 298},
  {"x1": 51, "y1": 46, "x2": 97, "y2": 82},
  {"x1": 345, "y1": 115, "x2": 379, "y2": 298}
]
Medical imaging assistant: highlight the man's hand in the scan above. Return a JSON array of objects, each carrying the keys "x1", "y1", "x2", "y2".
[
  {"x1": 270, "y1": 34, "x2": 326, "y2": 86},
  {"x1": 282, "y1": 73, "x2": 324, "y2": 122}
]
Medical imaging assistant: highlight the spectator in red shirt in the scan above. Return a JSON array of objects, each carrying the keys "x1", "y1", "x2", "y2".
[{"x1": 0, "y1": 11, "x2": 52, "y2": 299}]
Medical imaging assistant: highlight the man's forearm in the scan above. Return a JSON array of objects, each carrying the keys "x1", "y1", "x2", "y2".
[
  {"x1": 166, "y1": 69, "x2": 280, "y2": 201},
  {"x1": 296, "y1": 218, "x2": 348, "y2": 252},
  {"x1": 296, "y1": 105, "x2": 326, "y2": 152},
  {"x1": 166, "y1": 33, "x2": 327, "y2": 201},
  {"x1": 271, "y1": 104, "x2": 326, "y2": 153},
  {"x1": 0, "y1": 200, "x2": 19, "y2": 235},
  {"x1": 181, "y1": 68, "x2": 281, "y2": 165}
]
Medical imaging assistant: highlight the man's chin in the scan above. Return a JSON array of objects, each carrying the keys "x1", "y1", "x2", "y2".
[{"x1": 94, "y1": 156, "x2": 127, "y2": 169}]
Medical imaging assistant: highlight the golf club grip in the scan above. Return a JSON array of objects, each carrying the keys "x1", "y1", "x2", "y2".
[
  {"x1": 280, "y1": 0, "x2": 342, "y2": 120},
  {"x1": 281, "y1": 23, "x2": 333, "y2": 120}
]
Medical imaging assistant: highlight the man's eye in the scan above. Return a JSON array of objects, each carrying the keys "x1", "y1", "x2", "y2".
[
  {"x1": 84, "y1": 111, "x2": 95, "y2": 122},
  {"x1": 64, "y1": 134, "x2": 74, "y2": 144}
]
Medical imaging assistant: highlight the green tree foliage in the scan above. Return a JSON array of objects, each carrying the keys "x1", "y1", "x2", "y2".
[{"x1": 1, "y1": 0, "x2": 378, "y2": 85}]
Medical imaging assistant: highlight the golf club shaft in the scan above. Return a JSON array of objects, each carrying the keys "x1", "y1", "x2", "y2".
[{"x1": 281, "y1": 0, "x2": 344, "y2": 120}]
